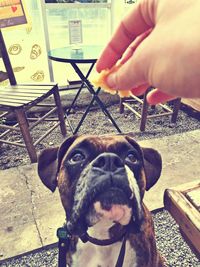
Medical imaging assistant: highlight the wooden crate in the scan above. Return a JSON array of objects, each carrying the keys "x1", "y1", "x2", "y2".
[{"x1": 164, "y1": 180, "x2": 200, "y2": 259}]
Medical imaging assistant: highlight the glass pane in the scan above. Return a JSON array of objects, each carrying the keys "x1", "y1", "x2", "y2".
[
  {"x1": 46, "y1": 5, "x2": 111, "y2": 83},
  {"x1": 47, "y1": 8, "x2": 110, "y2": 48}
]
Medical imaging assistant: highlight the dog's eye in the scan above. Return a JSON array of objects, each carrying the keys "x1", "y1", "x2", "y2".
[
  {"x1": 126, "y1": 152, "x2": 138, "y2": 163},
  {"x1": 69, "y1": 152, "x2": 85, "y2": 164}
]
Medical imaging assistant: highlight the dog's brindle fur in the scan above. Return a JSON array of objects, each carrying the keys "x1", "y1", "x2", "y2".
[{"x1": 38, "y1": 135, "x2": 165, "y2": 267}]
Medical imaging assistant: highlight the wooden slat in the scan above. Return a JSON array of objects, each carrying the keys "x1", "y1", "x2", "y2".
[
  {"x1": 185, "y1": 187, "x2": 200, "y2": 211},
  {"x1": 0, "y1": 93, "x2": 37, "y2": 101},
  {"x1": 4, "y1": 88, "x2": 51, "y2": 94},
  {"x1": 0, "y1": 111, "x2": 9, "y2": 118},
  {"x1": 0, "y1": 98, "x2": 30, "y2": 104},
  {"x1": 147, "y1": 112, "x2": 172, "y2": 119},
  {"x1": 0, "y1": 123, "x2": 20, "y2": 131},
  {"x1": 166, "y1": 180, "x2": 200, "y2": 192},
  {"x1": 7, "y1": 85, "x2": 54, "y2": 90},
  {"x1": 34, "y1": 122, "x2": 60, "y2": 146},
  {"x1": 0, "y1": 139, "x2": 26, "y2": 147},
  {"x1": 123, "y1": 102, "x2": 142, "y2": 118},
  {"x1": 29, "y1": 107, "x2": 57, "y2": 130},
  {"x1": 0, "y1": 101, "x2": 24, "y2": 107},
  {"x1": 17, "y1": 83, "x2": 57, "y2": 87},
  {"x1": 159, "y1": 103, "x2": 172, "y2": 112},
  {"x1": 0, "y1": 122, "x2": 19, "y2": 139},
  {"x1": 129, "y1": 93, "x2": 143, "y2": 104},
  {"x1": 0, "y1": 85, "x2": 56, "y2": 108},
  {"x1": 0, "y1": 91, "x2": 48, "y2": 97}
]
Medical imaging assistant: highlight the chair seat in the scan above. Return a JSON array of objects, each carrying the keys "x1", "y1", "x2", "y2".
[
  {"x1": 0, "y1": 84, "x2": 56, "y2": 109},
  {"x1": 0, "y1": 83, "x2": 67, "y2": 163}
]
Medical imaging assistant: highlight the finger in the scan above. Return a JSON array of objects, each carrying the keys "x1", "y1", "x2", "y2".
[
  {"x1": 146, "y1": 88, "x2": 176, "y2": 105},
  {"x1": 96, "y1": 1, "x2": 155, "y2": 72},
  {"x1": 120, "y1": 30, "x2": 152, "y2": 65},
  {"x1": 106, "y1": 32, "x2": 155, "y2": 90},
  {"x1": 130, "y1": 84, "x2": 149, "y2": 96}
]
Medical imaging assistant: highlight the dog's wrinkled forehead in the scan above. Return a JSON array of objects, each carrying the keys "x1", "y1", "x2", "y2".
[
  {"x1": 59, "y1": 135, "x2": 143, "y2": 168},
  {"x1": 38, "y1": 134, "x2": 162, "y2": 193}
]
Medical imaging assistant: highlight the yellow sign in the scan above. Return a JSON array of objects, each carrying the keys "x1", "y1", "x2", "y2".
[{"x1": 0, "y1": 0, "x2": 28, "y2": 29}]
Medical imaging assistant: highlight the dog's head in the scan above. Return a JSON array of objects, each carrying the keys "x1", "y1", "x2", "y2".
[{"x1": 38, "y1": 135, "x2": 162, "y2": 236}]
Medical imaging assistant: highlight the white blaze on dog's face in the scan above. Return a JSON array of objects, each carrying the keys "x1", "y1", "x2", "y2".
[{"x1": 38, "y1": 135, "x2": 162, "y2": 237}]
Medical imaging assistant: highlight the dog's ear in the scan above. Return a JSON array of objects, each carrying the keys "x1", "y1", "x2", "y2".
[
  {"x1": 38, "y1": 147, "x2": 59, "y2": 192},
  {"x1": 38, "y1": 135, "x2": 78, "y2": 192},
  {"x1": 142, "y1": 147, "x2": 162, "y2": 191}
]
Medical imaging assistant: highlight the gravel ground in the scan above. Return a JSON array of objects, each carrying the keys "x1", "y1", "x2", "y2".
[
  {"x1": 0, "y1": 209, "x2": 199, "y2": 267},
  {"x1": 0, "y1": 100, "x2": 200, "y2": 170}
]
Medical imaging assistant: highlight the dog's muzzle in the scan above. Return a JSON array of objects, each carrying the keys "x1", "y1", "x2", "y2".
[{"x1": 67, "y1": 153, "x2": 141, "y2": 236}]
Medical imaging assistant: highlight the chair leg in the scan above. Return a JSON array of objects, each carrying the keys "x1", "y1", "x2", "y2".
[
  {"x1": 119, "y1": 98, "x2": 125, "y2": 114},
  {"x1": 171, "y1": 98, "x2": 181, "y2": 123},
  {"x1": 53, "y1": 86, "x2": 67, "y2": 137},
  {"x1": 15, "y1": 108, "x2": 37, "y2": 163},
  {"x1": 140, "y1": 91, "x2": 149, "y2": 131}
]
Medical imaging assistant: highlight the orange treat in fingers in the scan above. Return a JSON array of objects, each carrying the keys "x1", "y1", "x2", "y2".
[{"x1": 92, "y1": 64, "x2": 131, "y2": 98}]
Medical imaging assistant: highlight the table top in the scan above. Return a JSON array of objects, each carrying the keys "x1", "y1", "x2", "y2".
[{"x1": 48, "y1": 45, "x2": 103, "y2": 64}]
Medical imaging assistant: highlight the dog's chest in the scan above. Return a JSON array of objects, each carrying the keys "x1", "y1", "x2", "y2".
[{"x1": 71, "y1": 239, "x2": 137, "y2": 267}]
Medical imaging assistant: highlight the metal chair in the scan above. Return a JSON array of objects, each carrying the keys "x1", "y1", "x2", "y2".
[
  {"x1": 119, "y1": 87, "x2": 181, "y2": 131},
  {"x1": 0, "y1": 31, "x2": 66, "y2": 163}
]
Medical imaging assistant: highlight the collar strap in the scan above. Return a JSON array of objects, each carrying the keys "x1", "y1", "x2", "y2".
[
  {"x1": 79, "y1": 226, "x2": 127, "y2": 246},
  {"x1": 115, "y1": 233, "x2": 127, "y2": 267},
  {"x1": 79, "y1": 226, "x2": 129, "y2": 267}
]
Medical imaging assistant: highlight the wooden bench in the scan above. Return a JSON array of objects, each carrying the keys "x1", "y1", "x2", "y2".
[{"x1": 164, "y1": 180, "x2": 200, "y2": 259}]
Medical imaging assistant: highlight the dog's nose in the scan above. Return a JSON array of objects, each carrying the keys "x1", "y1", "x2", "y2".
[{"x1": 92, "y1": 153, "x2": 124, "y2": 172}]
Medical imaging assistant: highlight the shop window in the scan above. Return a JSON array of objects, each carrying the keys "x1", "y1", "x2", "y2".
[{"x1": 45, "y1": 1, "x2": 111, "y2": 83}]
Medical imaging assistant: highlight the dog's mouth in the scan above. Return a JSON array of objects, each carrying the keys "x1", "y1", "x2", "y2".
[
  {"x1": 66, "y1": 181, "x2": 137, "y2": 236},
  {"x1": 86, "y1": 187, "x2": 133, "y2": 226}
]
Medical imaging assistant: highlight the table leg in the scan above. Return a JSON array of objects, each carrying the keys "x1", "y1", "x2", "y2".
[
  {"x1": 67, "y1": 62, "x2": 95, "y2": 115},
  {"x1": 71, "y1": 62, "x2": 121, "y2": 133},
  {"x1": 73, "y1": 88, "x2": 100, "y2": 134}
]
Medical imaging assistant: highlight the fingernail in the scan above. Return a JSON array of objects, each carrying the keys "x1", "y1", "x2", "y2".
[{"x1": 107, "y1": 73, "x2": 116, "y2": 88}]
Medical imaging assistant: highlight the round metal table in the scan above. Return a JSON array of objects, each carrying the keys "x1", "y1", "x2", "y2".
[{"x1": 48, "y1": 45, "x2": 121, "y2": 134}]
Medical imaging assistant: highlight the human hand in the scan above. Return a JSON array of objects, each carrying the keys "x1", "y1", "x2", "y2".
[{"x1": 96, "y1": 0, "x2": 200, "y2": 104}]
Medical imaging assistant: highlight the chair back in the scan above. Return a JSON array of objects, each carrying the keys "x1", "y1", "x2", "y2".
[{"x1": 0, "y1": 30, "x2": 16, "y2": 85}]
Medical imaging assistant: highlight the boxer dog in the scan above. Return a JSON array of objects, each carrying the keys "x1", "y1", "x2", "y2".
[{"x1": 38, "y1": 135, "x2": 165, "y2": 267}]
